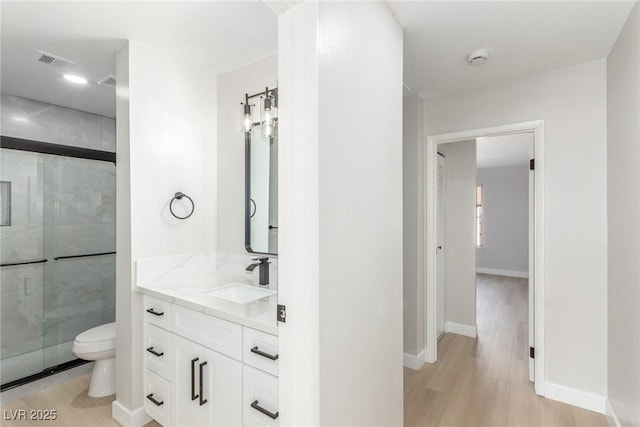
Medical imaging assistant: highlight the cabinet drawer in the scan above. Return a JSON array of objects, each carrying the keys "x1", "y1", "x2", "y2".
[
  {"x1": 144, "y1": 324, "x2": 171, "y2": 380},
  {"x1": 243, "y1": 327, "x2": 279, "y2": 377},
  {"x1": 144, "y1": 370, "x2": 170, "y2": 427},
  {"x1": 172, "y1": 305, "x2": 242, "y2": 360},
  {"x1": 143, "y1": 295, "x2": 171, "y2": 330},
  {"x1": 243, "y1": 365, "x2": 279, "y2": 427}
]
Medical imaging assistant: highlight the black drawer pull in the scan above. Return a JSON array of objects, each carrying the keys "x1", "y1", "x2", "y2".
[
  {"x1": 251, "y1": 400, "x2": 279, "y2": 420},
  {"x1": 146, "y1": 308, "x2": 164, "y2": 317},
  {"x1": 199, "y1": 361, "x2": 208, "y2": 406},
  {"x1": 251, "y1": 346, "x2": 279, "y2": 361},
  {"x1": 146, "y1": 347, "x2": 164, "y2": 357},
  {"x1": 191, "y1": 358, "x2": 199, "y2": 400},
  {"x1": 146, "y1": 393, "x2": 164, "y2": 406}
]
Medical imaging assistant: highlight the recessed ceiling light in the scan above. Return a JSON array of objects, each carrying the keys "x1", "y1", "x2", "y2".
[
  {"x1": 63, "y1": 74, "x2": 88, "y2": 85},
  {"x1": 467, "y1": 49, "x2": 490, "y2": 66},
  {"x1": 12, "y1": 116, "x2": 28, "y2": 122}
]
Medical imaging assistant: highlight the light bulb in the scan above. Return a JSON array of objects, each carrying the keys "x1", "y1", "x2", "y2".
[
  {"x1": 263, "y1": 94, "x2": 273, "y2": 126},
  {"x1": 264, "y1": 108, "x2": 273, "y2": 126},
  {"x1": 243, "y1": 113, "x2": 253, "y2": 132},
  {"x1": 242, "y1": 94, "x2": 252, "y2": 133}
]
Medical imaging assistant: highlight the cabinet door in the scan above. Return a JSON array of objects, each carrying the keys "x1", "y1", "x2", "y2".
[
  {"x1": 172, "y1": 335, "x2": 242, "y2": 427},
  {"x1": 172, "y1": 335, "x2": 209, "y2": 427}
]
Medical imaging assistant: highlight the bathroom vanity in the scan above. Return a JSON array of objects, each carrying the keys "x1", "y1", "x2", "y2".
[{"x1": 136, "y1": 259, "x2": 279, "y2": 427}]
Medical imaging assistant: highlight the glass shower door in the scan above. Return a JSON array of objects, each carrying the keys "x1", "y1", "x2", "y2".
[
  {"x1": 42, "y1": 154, "x2": 116, "y2": 368},
  {"x1": 0, "y1": 147, "x2": 116, "y2": 388},
  {"x1": 0, "y1": 148, "x2": 45, "y2": 385}
]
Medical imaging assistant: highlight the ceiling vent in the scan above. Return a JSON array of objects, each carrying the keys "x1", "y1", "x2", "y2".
[
  {"x1": 98, "y1": 75, "x2": 116, "y2": 86},
  {"x1": 36, "y1": 50, "x2": 75, "y2": 69}
]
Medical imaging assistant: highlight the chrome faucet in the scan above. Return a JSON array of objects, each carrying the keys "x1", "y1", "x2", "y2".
[{"x1": 246, "y1": 257, "x2": 270, "y2": 286}]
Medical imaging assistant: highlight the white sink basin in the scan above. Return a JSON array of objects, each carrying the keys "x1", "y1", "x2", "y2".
[{"x1": 206, "y1": 283, "x2": 276, "y2": 304}]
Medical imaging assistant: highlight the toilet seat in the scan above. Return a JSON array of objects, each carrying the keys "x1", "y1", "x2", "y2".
[{"x1": 72, "y1": 323, "x2": 116, "y2": 353}]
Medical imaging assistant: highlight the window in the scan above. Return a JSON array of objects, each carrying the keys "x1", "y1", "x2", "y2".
[{"x1": 476, "y1": 184, "x2": 483, "y2": 248}]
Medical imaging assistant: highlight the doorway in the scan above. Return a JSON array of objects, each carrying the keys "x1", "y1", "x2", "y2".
[{"x1": 424, "y1": 120, "x2": 545, "y2": 395}]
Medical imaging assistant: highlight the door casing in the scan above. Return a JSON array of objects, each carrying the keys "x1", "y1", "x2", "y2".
[{"x1": 422, "y1": 120, "x2": 545, "y2": 396}]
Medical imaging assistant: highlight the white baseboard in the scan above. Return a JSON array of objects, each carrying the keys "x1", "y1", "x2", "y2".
[
  {"x1": 544, "y1": 382, "x2": 606, "y2": 415},
  {"x1": 477, "y1": 267, "x2": 528, "y2": 278},
  {"x1": 403, "y1": 350, "x2": 425, "y2": 371},
  {"x1": 112, "y1": 400, "x2": 152, "y2": 427},
  {"x1": 446, "y1": 321, "x2": 477, "y2": 338},
  {"x1": 605, "y1": 399, "x2": 622, "y2": 427}
]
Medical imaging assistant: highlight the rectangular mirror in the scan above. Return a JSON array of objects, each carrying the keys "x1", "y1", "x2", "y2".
[{"x1": 245, "y1": 96, "x2": 278, "y2": 255}]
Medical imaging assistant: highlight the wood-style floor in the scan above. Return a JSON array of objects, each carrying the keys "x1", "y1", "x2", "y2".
[
  {"x1": 404, "y1": 273, "x2": 608, "y2": 427},
  {"x1": 0, "y1": 374, "x2": 160, "y2": 427}
]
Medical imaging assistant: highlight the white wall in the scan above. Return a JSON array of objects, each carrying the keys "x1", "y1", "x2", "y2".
[
  {"x1": 114, "y1": 40, "x2": 217, "y2": 422},
  {"x1": 424, "y1": 60, "x2": 608, "y2": 404},
  {"x1": 403, "y1": 88, "x2": 425, "y2": 358},
  {"x1": 607, "y1": 2, "x2": 640, "y2": 426},
  {"x1": 278, "y1": 2, "x2": 403, "y2": 425},
  {"x1": 476, "y1": 165, "x2": 529, "y2": 275},
  {"x1": 441, "y1": 140, "x2": 477, "y2": 330},
  {"x1": 217, "y1": 55, "x2": 277, "y2": 255},
  {"x1": 317, "y1": 3, "x2": 403, "y2": 424}
]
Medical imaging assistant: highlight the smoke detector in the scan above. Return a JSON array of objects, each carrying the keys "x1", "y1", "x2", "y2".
[
  {"x1": 466, "y1": 49, "x2": 489, "y2": 66},
  {"x1": 36, "y1": 50, "x2": 75, "y2": 69}
]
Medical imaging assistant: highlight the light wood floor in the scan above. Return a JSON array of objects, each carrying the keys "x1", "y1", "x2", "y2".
[
  {"x1": 1, "y1": 374, "x2": 160, "y2": 427},
  {"x1": 404, "y1": 273, "x2": 608, "y2": 427}
]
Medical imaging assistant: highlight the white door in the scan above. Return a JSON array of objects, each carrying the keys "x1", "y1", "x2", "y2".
[{"x1": 436, "y1": 152, "x2": 446, "y2": 340}]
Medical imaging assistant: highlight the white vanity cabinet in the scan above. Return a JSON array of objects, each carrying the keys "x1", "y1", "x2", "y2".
[{"x1": 142, "y1": 294, "x2": 279, "y2": 427}]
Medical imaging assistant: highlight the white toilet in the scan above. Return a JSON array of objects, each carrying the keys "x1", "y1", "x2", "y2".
[{"x1": 72, "y1": 322, "x2": 116, "y2": 397}]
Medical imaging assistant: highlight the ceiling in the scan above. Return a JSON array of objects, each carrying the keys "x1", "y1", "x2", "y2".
[
  {"x1": 388, "y1": 1, "x2": 636, "y2": 99},
  {"x1": 476, "y1": 133, "x2": 532, "y2": 169},
  {"x1": 1, "y1": 1, "x2": 635, "y2": 117},
  {"x1": 1, "y1": 36, "x2": 121, "y2": 118},
  {"x1": 0, "y1": 1, "x2": 278, "y2": 118}
]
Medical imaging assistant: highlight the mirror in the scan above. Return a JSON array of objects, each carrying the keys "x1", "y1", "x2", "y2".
[{"x1": 245, "y1": 113, "x2": 278, "y2": 255}]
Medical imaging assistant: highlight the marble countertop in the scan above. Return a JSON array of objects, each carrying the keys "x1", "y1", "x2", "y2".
[{"x1": 136, "y1": 279, "x2": 279, "y2": 336}]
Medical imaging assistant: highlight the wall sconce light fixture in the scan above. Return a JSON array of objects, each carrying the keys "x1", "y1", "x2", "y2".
[{"x1": 242, "y1": 93, "x2": 253, "y2": 133}]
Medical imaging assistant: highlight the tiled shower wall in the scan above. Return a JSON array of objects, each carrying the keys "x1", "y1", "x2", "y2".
[
  {"x1": 1, "y1": 94, "x2": 115, "y2": 152},
  {"x1": 0, "y1": 94, "x2": 115, "y2": 384}
]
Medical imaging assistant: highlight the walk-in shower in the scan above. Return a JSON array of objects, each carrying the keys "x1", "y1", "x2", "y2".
[{"x1": 0, "y1": 136, "x2": 116, "y2": 390}]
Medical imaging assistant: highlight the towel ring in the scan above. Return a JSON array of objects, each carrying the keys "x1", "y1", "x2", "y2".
[{"x1": 170, "y1": 192, "x2": 194, "y2": 220}]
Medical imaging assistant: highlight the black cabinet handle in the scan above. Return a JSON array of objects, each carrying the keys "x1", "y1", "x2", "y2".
[
  {"x1": 199, "y1": 361, "x2": 208, "y2": 406},
  {"x1": 251, "y1": 346, "x2": 279, "y2": 361},
  {"x1": 146, "y1": 308, "x2": 164, "y2": 317},
  {"x1": 146, "y1": 393, "x2": 164, "y2": 407},
  {"x1": 146, "y1": 347, "x2": 164, "y2": 357},
  {"x1": 191, "y1": 358, "x2": 199, "y2": 401},
  {"x1": 251, "y1": 400, "x2": 279, "y2": 420}
]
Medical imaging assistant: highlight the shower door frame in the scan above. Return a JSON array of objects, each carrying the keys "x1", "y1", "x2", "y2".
[{"x1": 0, "y1": 135, "x2": 116, "y2": 392}]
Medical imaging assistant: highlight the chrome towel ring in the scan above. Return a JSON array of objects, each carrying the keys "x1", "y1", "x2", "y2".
[{"x1": 170, "y1": 192, "x2": 194, "y2": 220}]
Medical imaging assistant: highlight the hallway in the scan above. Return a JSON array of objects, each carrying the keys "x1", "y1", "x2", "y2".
[{"x1": 403, "y1": 274, "x2": 607, "y2": 426}]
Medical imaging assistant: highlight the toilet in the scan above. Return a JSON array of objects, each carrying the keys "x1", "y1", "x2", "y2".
[{"x1": 72, "y1": 322, "x2": 116, "y2": 397}]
